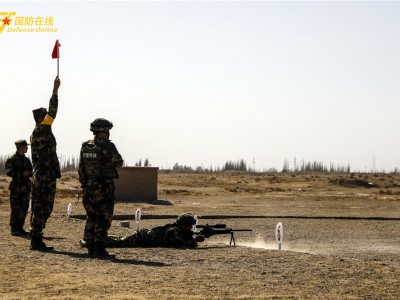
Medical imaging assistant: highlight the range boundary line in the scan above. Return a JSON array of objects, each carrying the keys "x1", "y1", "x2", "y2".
[{"x1": 69, "y1": 214, "x2": 400, "y2": 221}]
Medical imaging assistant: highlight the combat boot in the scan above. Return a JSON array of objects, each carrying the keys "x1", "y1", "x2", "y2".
[
  {"x1": 11, "y1": 228, "x2": 29, "y2": 236},
  {"x1": 30, "y1": 233, "x2": 54, "y2": 251},
  {"x1": 93, "y1": 241, "x2": 115, "y2": 260},
  {"x1": 82, "y1": 240, "x2": 95, "y2": 258}
]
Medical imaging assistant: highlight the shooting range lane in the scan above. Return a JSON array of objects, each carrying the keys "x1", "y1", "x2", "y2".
[{"x1": 1, "y1": 171, "x2": 400, "y2": 299}]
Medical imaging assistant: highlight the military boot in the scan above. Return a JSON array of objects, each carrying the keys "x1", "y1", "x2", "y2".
[
  {"x1": 93, "y1": 241, "x2": 115, "y2": 260},
  {"x1": 30, "y1": 233, "x2": 54, "y2": 251},
  {"x1": 11, "y1": 228, "x2": 29, "y2": 236},
  {"x1": 79, "y1": 239, "x2": 96, "y2": 258}
]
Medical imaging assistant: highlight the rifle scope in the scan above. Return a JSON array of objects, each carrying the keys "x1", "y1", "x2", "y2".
[{"x1": 196, "y1": 224, "x2": 226, "y2": 229}]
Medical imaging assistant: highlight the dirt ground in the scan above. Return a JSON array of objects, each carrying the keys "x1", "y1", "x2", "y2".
[{"x1": 0, "y1": 171, "x2": 399, "y2": 299}]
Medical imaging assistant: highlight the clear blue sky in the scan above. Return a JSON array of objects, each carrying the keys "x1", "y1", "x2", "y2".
[{"x1": 1, "y1": 1, "x2": 400, "y2": 171}]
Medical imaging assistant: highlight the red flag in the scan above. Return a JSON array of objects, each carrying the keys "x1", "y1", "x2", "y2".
[{"x1": 51, "y1": 39, "x2": 61, "y2": 59}]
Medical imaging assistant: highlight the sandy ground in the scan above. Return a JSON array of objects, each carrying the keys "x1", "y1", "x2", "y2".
[{"x1": 0, "y1": 171, "x2": 399, "y2": 299}]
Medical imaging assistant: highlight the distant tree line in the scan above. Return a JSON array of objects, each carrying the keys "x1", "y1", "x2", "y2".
[
  {"x1": 0, "y1": 154, "x2": 399, "y2": 174},
  {"x1": 224, "y1": 159, "x2": 247, "y2": 171},
  {"x1": 135, "y1": 158, "x2": 150, "y2": 167},
  {"x1": 171, "y1": 159, "x2": 249, "y2": 172},
  {"x1": 0, "y1": 155, "x2": 7, "y2": 174},
  {"x1": 282, "y1": 158, "x2": 351, "y2": 173},
  {"x1": 0, "y1": 154, "x2": 82, "y2": 174},
  {"x1": 60, "y1": 155, "x2": 79, "y2": 172}
]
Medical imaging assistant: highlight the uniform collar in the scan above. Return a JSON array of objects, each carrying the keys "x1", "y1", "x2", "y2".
[{"x1": 94, "y1": 135, "x2": 109, "y2": 145}]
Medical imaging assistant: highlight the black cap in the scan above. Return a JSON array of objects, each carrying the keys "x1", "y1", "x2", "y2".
[{"x1": 32, "y1": 107, "x2": 47, "y2": 123}]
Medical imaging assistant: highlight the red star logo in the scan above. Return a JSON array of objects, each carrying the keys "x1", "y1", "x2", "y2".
[{"x1": 2, "y1": 17, "x2": 12, "y2": 26}]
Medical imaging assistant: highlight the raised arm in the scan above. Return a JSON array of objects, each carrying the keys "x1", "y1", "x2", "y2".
[
  {"x1": 47, "y1": 76, "x2": 60, "y2": 119},
  {"x1": 52, "y1": 76, "x2": 61, "y2": 96}
]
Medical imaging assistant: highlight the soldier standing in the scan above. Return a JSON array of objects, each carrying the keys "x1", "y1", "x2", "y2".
[
  {"x1": 5, "y1": 140, "x2": 33, "y2": 236},
  {"x1": 79, "y1": 118, "x2": 123, "y2": 259},
  {"x1": 30, "y1": 76, "x2": 61, "y2": 251}
]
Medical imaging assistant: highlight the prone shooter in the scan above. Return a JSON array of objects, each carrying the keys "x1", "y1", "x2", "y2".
[{"x1": 80, "y1": 214, "x2": 252, "y2": 250}]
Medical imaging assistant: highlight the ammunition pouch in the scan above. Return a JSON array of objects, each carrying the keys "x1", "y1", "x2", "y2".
[{"x1": 100, "y1": 165, "x2": 118, "y2": 179}]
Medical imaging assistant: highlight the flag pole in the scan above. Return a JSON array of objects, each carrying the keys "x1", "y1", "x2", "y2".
[{"x1": 52, "y1": 39, "x2": 61, "y2": 77}]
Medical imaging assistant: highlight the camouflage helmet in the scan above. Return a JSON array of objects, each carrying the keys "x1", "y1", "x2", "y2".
[
  {"x1": 176, "y1": 213, "x2": 196, "y2": 226},
  {"x1": 90, "y1": 118, "x2": 113, "y2": 133}
]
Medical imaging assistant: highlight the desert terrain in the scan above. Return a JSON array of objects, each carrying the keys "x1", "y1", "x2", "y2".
[{"x1": 0, "y1": 171, "x2": 399, "y2": 299}]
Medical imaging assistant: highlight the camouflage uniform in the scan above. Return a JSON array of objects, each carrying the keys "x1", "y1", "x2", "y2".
[
  {"x1": 5, "y1": 148, "x2": 33, "y2": 234},
  {"x1": 30, "y1": 95, "x2": 61, "y2": 240},
  {"x1": 106, "y1": 223, "x2": 198, "y2": 248},
  {"x1": 79, "y1": 134, "x2": 123, "y2": 254}
]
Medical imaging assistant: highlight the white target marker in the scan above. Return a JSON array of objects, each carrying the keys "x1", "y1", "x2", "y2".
[
  {"x1": 67, "y1": 203, "x2": 72, "y2": 220},
  {"x1": 275, "y1": 222, "x2": 283, "y2": 251},
  {"x1": 135, "y1": 208, "x2": 142, "y2": 230}
]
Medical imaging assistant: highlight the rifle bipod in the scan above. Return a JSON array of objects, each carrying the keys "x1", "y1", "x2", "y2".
[{"x1": 229, "y1": 232, "x2": 236, "y2": 246}]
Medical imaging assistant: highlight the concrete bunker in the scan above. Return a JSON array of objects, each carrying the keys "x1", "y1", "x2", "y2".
[{"x1": 114, "y1": 167, "x2": 158, "y2": 202}]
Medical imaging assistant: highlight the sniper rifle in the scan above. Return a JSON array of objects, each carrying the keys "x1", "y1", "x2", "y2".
[{"x1": 195, "y1": 224, "x2": 252, "y2": 246}]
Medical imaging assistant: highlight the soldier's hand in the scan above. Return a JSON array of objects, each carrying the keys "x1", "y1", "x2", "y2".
[
  {"x1": 53, "y1": 76, "x2": 61, "y2": 95},
  {"x1": 195, "y1": 235, "x2": 205, "y2": 242}
]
